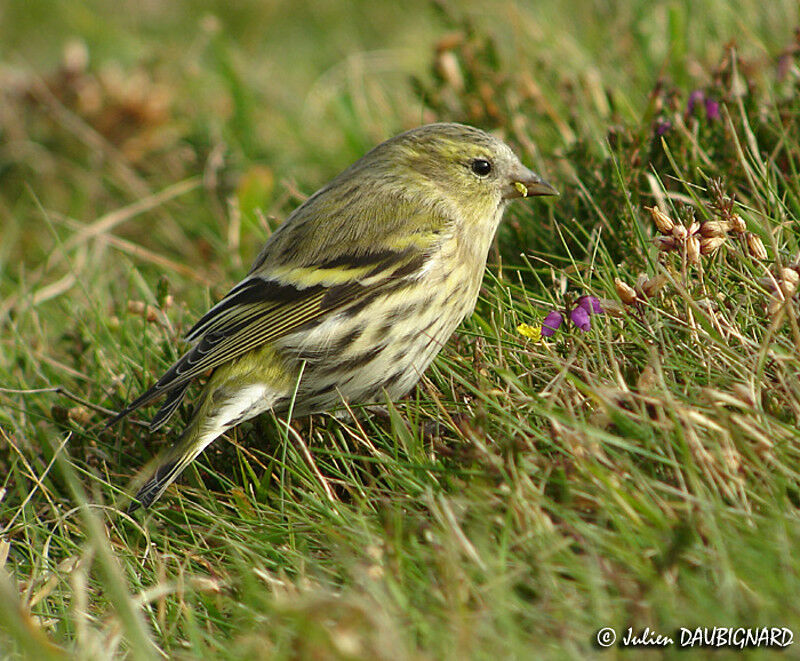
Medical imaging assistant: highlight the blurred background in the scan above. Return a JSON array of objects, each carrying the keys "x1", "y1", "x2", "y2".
[{"x1": 2, "y1": 0, "x2": 797, "y2": 284}]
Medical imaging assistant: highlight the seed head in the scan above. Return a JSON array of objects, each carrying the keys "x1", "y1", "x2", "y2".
[
  {"x1": 745, "y1": 233, "x2": 768, "y2": 260},
  {"x1": 654, "y1": 236, "x2": 677, "y2": 252},
  {"x1": 686, "y1": 236, "x2": 701, "y2": 264},
  {"x1": 640, "y1": 273, "x2": 667, "y2": 298},
  {"x1": 768, "y1": 297, "x2": 784, "y2": 316},
  {"x1": 700, "y1": 236, "x2": 726, "y2": 255},
  {"x1": 615, "y1": 278, "x2": 638, "y2": 305},
  {"x1": 779, "y1": 267, "x2": 799, "y2": 297},
  {"x1": 729, "y1": 214, "x2": 746, "y2": 234},
  {"x1": 700, "y1": 220, "x2": 730, "y2": 238},
  {"x1": 645, "y1": 206, "x2": 675, "y2": 234}
]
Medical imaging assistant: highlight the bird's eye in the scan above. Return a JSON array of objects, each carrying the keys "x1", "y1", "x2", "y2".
[{"x1": 470, "y1": 159, "x2": 492, "y2": 177}]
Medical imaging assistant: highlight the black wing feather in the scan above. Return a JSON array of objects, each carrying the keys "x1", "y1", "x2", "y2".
[{"x1": 108, "y1": 249, "x2": 423, "y2": 427}]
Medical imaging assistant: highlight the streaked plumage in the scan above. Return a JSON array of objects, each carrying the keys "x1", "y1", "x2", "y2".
[{"x1": 111, "y1": 123, "x2": 557, "y2": 510}]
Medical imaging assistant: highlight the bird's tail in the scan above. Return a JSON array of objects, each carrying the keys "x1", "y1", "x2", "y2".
[
  {"x1": 130, "y1": 454, "x2": 189, "y2": 511},
  {"x1": 128, "y1": 381, "x2": 272, "y2": 511},
  {"x1": 128, "y1": 416, "x2": 216, "y2": 512}
]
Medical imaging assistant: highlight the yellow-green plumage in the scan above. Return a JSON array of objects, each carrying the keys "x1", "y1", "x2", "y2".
[{"x1": 112, "y1": 123, "x2": 557, "y2": 510}]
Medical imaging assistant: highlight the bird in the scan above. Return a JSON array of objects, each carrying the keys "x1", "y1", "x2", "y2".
[{"x1": 110, "y1": 122, "x2": 558, "y2": 510}]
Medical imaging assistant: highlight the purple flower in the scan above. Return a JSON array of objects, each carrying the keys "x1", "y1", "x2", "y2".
[
  {"x1": 542, "y1": 296, "x2": 603, "y2": 337},
  {"x1": 704, "y1": 97, "x2": 720, "y2": 121},
  {"x1": 569, "y1": 305, "x2": 591, "y2": 331},
  {"x1": 655, "y1": 119, "x2": 672, "y2": 136},
  {"x1": 687, "y1": 89, "x2": 720, "y2": 121},
  {"x1": 687, "y1": 89, "x2": 705, "y2": 115},
  {"x1": 577, "y1": 295, "x2": 603, "y2": 315},
  {"x1": 541, "y1": 310, "x2": 564, "y2": 337}
]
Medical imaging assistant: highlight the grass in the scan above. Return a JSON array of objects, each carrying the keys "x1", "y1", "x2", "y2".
[{"x1": 2, "y1": 0, "x2": 800, "y2": 658}]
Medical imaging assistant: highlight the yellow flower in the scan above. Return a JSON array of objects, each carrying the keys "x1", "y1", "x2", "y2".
[{"x1": 517, "y1": 323, "x2": 543, "y2": 342}]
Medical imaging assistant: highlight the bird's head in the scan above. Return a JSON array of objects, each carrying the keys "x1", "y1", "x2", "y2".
[{"x1": 378, "y1": 123, "x2": 558, "y2": 214}]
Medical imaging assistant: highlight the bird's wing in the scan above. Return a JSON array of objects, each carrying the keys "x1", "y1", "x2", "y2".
[
  {"x1": 108, "y1": 247, "x2": 426, "y2": 428},
  {"x1": 108, "y1": 200, "x2": 452, "y2": 430}
]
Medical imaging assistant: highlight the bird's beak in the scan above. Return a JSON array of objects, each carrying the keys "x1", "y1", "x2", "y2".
[{"x1": 505, "y1": 167, "x2": 559, "y2": 200}]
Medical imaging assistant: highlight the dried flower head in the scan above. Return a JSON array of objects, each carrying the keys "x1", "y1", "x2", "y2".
[
  {"x1": 768, "y1": 295, "x2": 791, "y2": 316},
  {"x1": 654, "y1": 235, "x2": 678, "y2": 252},
  {"x1": 639, "y1": 273, "x2": 668, "y2": 298},
  {"x1": 615, "y1": 278, "x2": 638, "y2": 305},
  {"x1": 759, "y1": 265, "x2": 800, "y2": 317},
  {"x1": 745, "y1": 233, "x2": 768, "y2": 260},
  {"x1": 645, "y1": 206, "x2": 675, "y2": 234},
  {"x1": 700, "y1": 220, "x2": 731, "y2": 238},
  {"x1": 778, "y1": 267, "x2": 799, "y2": 297},
  {"x1": 700, "y1": 236, "x2": 726, "y2": 256},
  {"x1": 686, "y1": 236, "x2": 701, "y2": 264},
  {"x1": 128, "y1": 300, "x2": 162, "y2": 323},
  {"x1": 708, "y1": 178, "x2": 735, "y2": 216},
  {"x1": 729, "y1": 215, "x2": 746, "y2": 234},
  {"x1": 616, "y1": 272, "x2": 669, "y2": 307}
]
